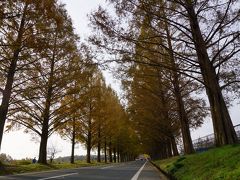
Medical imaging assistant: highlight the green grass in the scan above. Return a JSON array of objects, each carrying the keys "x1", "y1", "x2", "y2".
[
  {"x1": 153, "y1": 144, "x2": 240, "y2": 180},
  {"x1": 0, "y1": 160, "x2": 105, "y2": 176}
]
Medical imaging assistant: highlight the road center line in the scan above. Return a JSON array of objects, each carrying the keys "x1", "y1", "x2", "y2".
[
  {"x1": 131, "y1": 161, "x2": 147, "y2": 180},
  {"x1": 37, "y1": 172, "x2": 78, "y2": 180}
]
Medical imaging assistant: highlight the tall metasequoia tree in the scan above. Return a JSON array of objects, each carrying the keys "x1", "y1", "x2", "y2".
[
  {"x1": 122, "y1": 14, "x2": 207, "y2": 156},
  {"x1": 0, "y1": 1, "x2": 29, "y2": 150},
  {"x1": 56, "y1": 56, "x2": 95, "y2": 164},
  {"x1": 182, "y1": 0, "x2": 238, "y2": 145},
  {"x1": 136, "y1": 14, "x2": 195, "y2": 154},
  {"x1": 0, "y1": 0, "x2": 55, "y2": 150},
  {"x1": 74, "y1": 68, "x2": 104, "y2": 163},
  {"x1": 117, "y1": 120, "x2": 140, "y2": 162},
  {"x1": 103, "y1": 89, "x2": 123, "y2": 163},
  {"x1": 161, "y1": 4, "x2": 198, "y2": 154},
  {"x1": 56, "y1": 96, "x2": 82, "y2": 164},
  {"x1": 100, "y1": 92, "x2": 140, "y2": 162},
  {"x1": 124, "y1": 61, "x2": 205, "y2": 158},
  {"x1": 92, "y1": 85, "x2": 116, "y2": 163},
  {"x1": 93, "y1": 84, "x2": 107, "y2": 163},
  {"x1": 32, "y1": 5, "x2": 78, "y2": 164},
  {"x1": 5, "y1": 2, "x2": 80, "y2": 164},
  {"x1": 89, "y1": 0, "x2": 239, "y2": 147},
  {"x1": 86, "y1": 83, "x2": 140, "y2": 163},
  {"x1": 126, "y1": 70, "x2": 176, "y2": 158}
]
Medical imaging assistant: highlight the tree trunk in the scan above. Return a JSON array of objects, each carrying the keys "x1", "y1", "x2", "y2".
[
  {"x1": 97, "y1": 142, "x2": 101, "y2": 163},
  {"x1": 38, "y1": 37, "x2": 56, "y2": 164},
  {"x1": 120, "y1": 152, "x2": 124, "y2": 162},
  {"x1": 121, "y1": 153, "x2": 125, "y2": 162},
  {"x1": 166, "y1": 139, "x2": 172, "y2": 158},
  {"x1": 104, "y1": 137, "x2": 107, "y2": 163},
  {"x1": 163, "y1": 12, "x2": 194, "y2": 154},
  {"x1": 86, "y1": 129, "x2": 92, "y2": 163},
  {"x1": 70, "y1": 136, "x2": 75, "y2": 164},
  {"x1": 171, "y1": 135, "x2": 179, "y2": 156},
  {"x1": 86, "y1": 103, "x2": 92, "y2": 163},
  {"x1": 70, "y1": 118, "x2": 76, "y2": 164},
  {"x1": 97, "y1": 126, "x2": 101, "y2": 162},
  {"x1": 176, "y1": 91, "x2": 194, "y2": 154},
  {"x1": 185, "y1": 1, "x2": 238, "y2": 146},
  {"x1": 86, "y1": 142, "x2": 91, "y2": 163},
  {"x1": 163, "y1": 143, "x2": 168, "y2": 159},
  {"x1": 0, "y1": 3, "x2": 28, "y2": 150},
  {"x1": 113, "y1": 147, "x2": 116, "y2": 163},
  {"x1": 126, "y1": 153, "x2": 130, "y2": 162},
  {"x1": 38, "y1": 88, "x2": 52, "y2": 164},
  {"x1": 38, "y1": 121, "x2": 48, "y2": 164},
  {"x1": 117, "y1": 147, "x2": 120, "y2": 163},
  {"x1": 108, "y1": 140, "x2": 112, "y2": 163}
]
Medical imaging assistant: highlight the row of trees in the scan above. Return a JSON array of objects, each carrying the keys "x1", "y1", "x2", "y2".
[
  {"x1": 2, "y1": 0, "x2": 239, "y2": 163},
  {"x1": 0, "y1": 0, "x2": 139, "y2": 164},
  {"x1": 89, "y1": 0, "x2": 240, "y2": 157},
  {"x1": 56, "y1": 69, "x2": 140, "y2": 163}
]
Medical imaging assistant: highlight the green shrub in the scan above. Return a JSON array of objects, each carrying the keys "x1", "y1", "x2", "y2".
[
  {"x1": 14, "y1": 159, "x2": 32, "y2": 165},
  {"x1": 0, "y1": 153, "x2": 13, "y2": 164}
]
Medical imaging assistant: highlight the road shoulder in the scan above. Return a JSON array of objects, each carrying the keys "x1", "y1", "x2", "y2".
[{"x1": 138, "y1": 161, "x2": 169, "y2": 180}]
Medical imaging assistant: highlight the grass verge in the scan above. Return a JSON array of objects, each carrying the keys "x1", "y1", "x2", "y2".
[
  {"x1": 0, "y1": 161, "x2": 105, "y2": 176},
  {"x1": 153, "y1": 144, "x2": 240, "y2": 180}
]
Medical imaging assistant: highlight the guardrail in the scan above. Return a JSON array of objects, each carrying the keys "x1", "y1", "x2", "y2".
[{"x1": 192, "y1": 124, "x2": 240, "y2": 152}]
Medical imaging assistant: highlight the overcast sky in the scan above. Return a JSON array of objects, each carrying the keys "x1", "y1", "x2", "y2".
[{"x1": 1, "y1": 0, "x2": 239, "y2": 160}]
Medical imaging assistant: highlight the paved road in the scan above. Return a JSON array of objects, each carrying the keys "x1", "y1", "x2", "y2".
[{"x1": 0, "y1": 161, "x2": 168, "y2": 180}]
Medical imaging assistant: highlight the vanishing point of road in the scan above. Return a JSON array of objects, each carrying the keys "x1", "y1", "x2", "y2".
[{"x1": 0, "y1": 160, "x2": 168, "y2": 180}]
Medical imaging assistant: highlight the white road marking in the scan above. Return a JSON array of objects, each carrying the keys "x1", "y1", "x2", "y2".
[
  {"x1": 131, "y1": 161, "x2": 147, "y2": 180},
  {"x1": 100, "y1": 162, "x2": 131, "y2": 169},
  {"x1": 101, "y1": 165, "x2": 114, "y2": 169},
  {"x1": 0, "y1": 169, "x2": 63, "y2": 177},
  {"x1": 37, "y1": 172, "x2": 78, "y2": 180}
]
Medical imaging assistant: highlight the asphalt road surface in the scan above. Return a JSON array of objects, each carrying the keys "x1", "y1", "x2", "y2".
[{"x1": 0, "y1": 161, "x2": 168, "y2": 180}]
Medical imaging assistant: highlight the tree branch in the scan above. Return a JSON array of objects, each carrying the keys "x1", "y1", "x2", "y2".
[{"x1": 221, "y1": 80, "x2": 240, "y2": 90}]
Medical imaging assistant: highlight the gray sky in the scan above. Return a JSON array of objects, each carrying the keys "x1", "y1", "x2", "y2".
[{"x1": 1, "y1": 0, "x2": 239, "y2": 159}]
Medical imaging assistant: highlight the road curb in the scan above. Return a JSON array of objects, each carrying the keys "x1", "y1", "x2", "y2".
[{"x1": 150, "y1": 161, "x2": 176, "y2": 180}]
